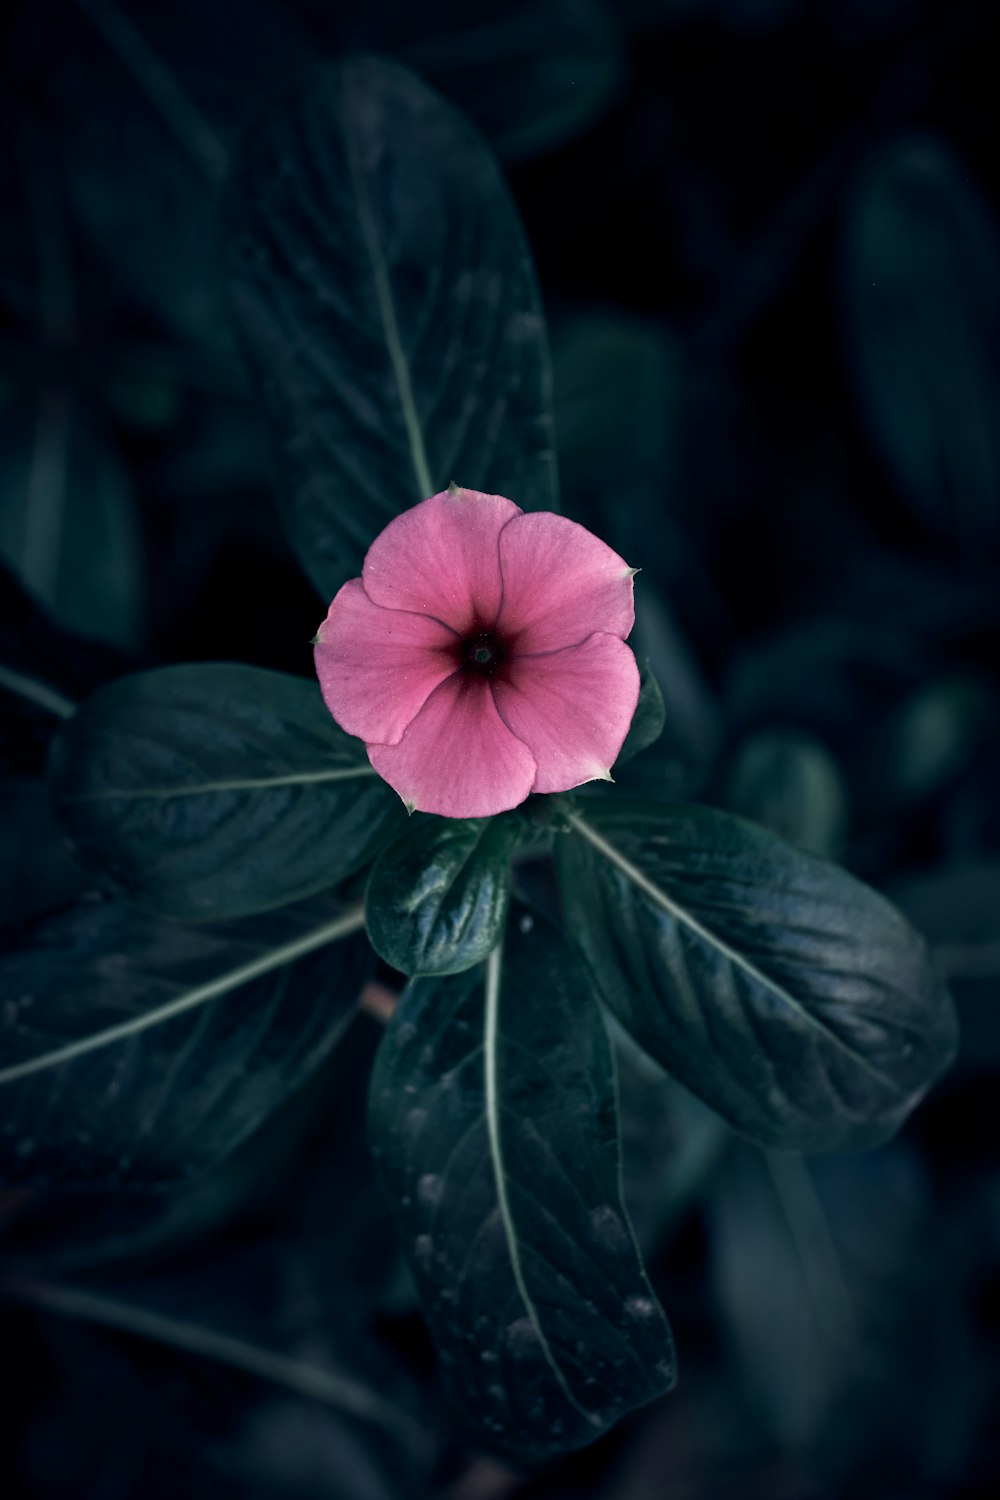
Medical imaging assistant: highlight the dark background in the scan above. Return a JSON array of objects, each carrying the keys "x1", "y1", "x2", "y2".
[{"x1": 2, "y1": 1, "x2": 999, "y2": 1496}]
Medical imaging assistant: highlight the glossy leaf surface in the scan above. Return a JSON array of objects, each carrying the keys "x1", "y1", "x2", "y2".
[
  {"x1": 225, "y1": 55, "x2": 557, "y2": 605},
  {"x1": 367, "y1": 908, "x2": 675, "y2": 1458},
  {"x1": 556, "y1": 802, "x2": 958, "y2": 1150},
  {"x1": 48, "y1": 664, "x2": 403, "y2": 921},
  {"x1": 365, "y1": 814, "x2": 520, "y2": 976}
]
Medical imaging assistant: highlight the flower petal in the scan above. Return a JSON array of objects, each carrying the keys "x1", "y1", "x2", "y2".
[
  {"x1": 362, "y1": 487, "x2": 521, "y2": 633},
  {"x1": 492, "y1": 633, "x2": 640, "y2": 794},
  {"x1": 368, "y1": 674, "x2": 537, "y2": 817},
  {"x1": 497, "y1": 512, "x2": 635, "y2": 652},
  {"x1": 315, "y1": 580, "x2": 458, "y2": 746}
]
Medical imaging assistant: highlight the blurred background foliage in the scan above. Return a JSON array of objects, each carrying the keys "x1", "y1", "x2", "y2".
[{"x1": 1, "y1": 0, "x2": 999, "y2": 1495}]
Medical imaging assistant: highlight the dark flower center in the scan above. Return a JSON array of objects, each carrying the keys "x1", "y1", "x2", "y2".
[{"x1": 464, "y1": 630, "x2": 503, "y2": 675}]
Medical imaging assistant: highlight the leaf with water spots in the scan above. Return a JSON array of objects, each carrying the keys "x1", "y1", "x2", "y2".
[{"x1": 367, "y1": 904, "x2": 675, "y2": 1460}]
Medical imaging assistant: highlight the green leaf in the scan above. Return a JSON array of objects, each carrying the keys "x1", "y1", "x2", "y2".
[
  {"x1": 365, "y1": 813, "x2": 520, "y2": 976},
  {"x1": 0, "y1": 777, "x2": 86, "y2": 927},
  {"x1": 615, "y1": 658, "x2": 666, "y2": 766},
  {"x1": 552, "y1": 310, "x2": 686, "y2": 546},
  {"x1": 395, "y1": 0, "x2": 625, "y2": 163},
  {"x1": 0, "y1": 395, "x2": 145, "y2": 651},
  {"x1": 854, "y1": 674, "x2": 998, "y2": 824},
  {"x1": 47, "y1": 663, "x2": 403, "y2": 921},
  {"x1": 224, "y1": 55, "x2": 558, "y2": 605},
  {"x1": 843, "y1": 135, "x2": 1000, "y2": 553},
  {"x1": 721, "y1": 728, "x2": 849, "y2": 858},
  {"x1": 555, "y1": 802, "x2": 958, "y2": 1151},
  {"x1": 0, "y1": 896, "x2": 369, "y2": 1188},
  {"x1": 367, "y1": 907, "x2": 675, "y2": 1459},
  {"x1": 708, "y1": 1143, "x2": 965, "y2": 1482}
]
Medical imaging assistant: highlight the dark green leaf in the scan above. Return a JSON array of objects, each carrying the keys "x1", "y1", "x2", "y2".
[
  {"x1": 854, "y1": 675, "x2": 998, "y2": 824},
  {"x1": 721, "y1": 728, "x2": 849, "y2": 858},
  {"x1": 843, "y1": 135, "x2": 1000, "y2": 552},
  {"x1": 628, "y1": 590, "x2": 723, "y2": 796},
  {"x1": 0, "y1": 895, "x2": 369, "y2": 1188},
  {"x1": 0, "y1": 560, "x2": 124, "y2": 779},
  {"x1": 0, "y1": 395, "x2": 144, "y2": 651},
  {"x1": 889, "y1": 860, "x2": 1000, "y2": 1072},
  {"x1": 367, "y1": 907, "x2": 675, "y2": 1459},
  {"x1": 552, "y1": 310, "x2": 686, "y2": 548},
  {"x1": 6, "y1": 1243, "x2": 426, "y2": 1453},
  {"x1": 365, "y1": 813, "x2": 520, "y2": 976},
  {"x1": 47, "y1": 664, "x2": 403, "y2": 921},
  {"x1": 615, "y1": 659, "x2": 666, "y2": 766},
  {"x1": 224, "y1": 55, "x2": 557, "y2": 604},
  {"x1": 613, "y1": 1028, "x2": 729, "y2": 1251},
  {"x1": 0, "y1": 778, "x2": 86, "y2": 928},
  {"x1": 396, "y1": 0, "x2": 624, "y2": 163},
  {"x1": 16, "y1": 0, "x2": 307, "y2": 346},
  {"x1": 556, "y1": 802, "x2": 958, "y2": 1151},
  {"x1": 5, "y1": 1239, "x2": 430, "y2": 1497},
  {"x1": 708, "y1": 1142, "x2": 973, "y2": 1483}
]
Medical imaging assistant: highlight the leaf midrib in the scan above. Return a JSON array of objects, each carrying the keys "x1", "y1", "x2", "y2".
[
  {"x1": 6, "y1": 1276, "x2": 420, "y2": 1442},
  {"x1": 344, "y1": 71, "x2": 433, "y2": 503},
  {"x1": 567, "y1": 811, "x2": 898, "y2": 1091},
  {"x1": 483, "y1": 943, "x2": 591, "y2": 1419},
  {"x1": 66, "y1": 764, "x2": 378, "y2": 803},
  {"x1": 0, "y1": 904, "x2": 366, "y2": 1085}
]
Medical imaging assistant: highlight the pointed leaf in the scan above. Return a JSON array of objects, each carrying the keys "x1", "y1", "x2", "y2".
[
  {"x1": 722, "y1": 728, "x2": 849, "y2": 858},
  {"x1": 394, "y1": 0, "x2": 624, "y2": 162},
  {"x1": 365, "y1": 813, "x2": 520, "y2": 976},
  {"x1": 367, "y1": 907, "x2": 675, "y2": 1460},
  {"x1": 556, "y1": 802, "x2": 958, "y2": 1151},
  {"x1": 0, "y1": 896, "x2": 369, "y2": 1187},
  {"x1": 224, "y1": 55, "x2": 557, "y2": 604},
  {"x1": 47, "y1": 663, "x2": 403, "y2": 921},
  {"x1": 843, "y1": 135, "x2": 1000, "y2": 551},
  {"x1": 0, "y1": 395, "x2": 145, "y2": 651}
]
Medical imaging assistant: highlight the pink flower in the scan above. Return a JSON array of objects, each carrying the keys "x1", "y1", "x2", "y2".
[{"x1": 314, "y1": 487, "x2": 640, "y2": 818}]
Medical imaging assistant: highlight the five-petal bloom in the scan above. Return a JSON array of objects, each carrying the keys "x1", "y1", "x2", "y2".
[{"x1": 314, "y1": 487, "x2": 640, "y2": 818}]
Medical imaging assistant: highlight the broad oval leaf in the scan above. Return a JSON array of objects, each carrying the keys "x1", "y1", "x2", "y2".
[
  {"x1": 708, "y1": 1142, "x2": 958, "y2": 1481},
  {"x1": 722, "y1": 728, "x2": 849, "y2": 858},
  {"x1": 555, "y1": 802, "x2": 958, "y2": 1151},
  {"x1": 365, "y1": 813, "x2": 520, "y2": 976},
  {"x1": 47, "y1": 663, "x2": 403, "y2": 921},
  {"x1": 843, "y1": 135, "x2": 1000, "y2": 552},
  {"x1": 0, "y1": 895, "x2": 369, "y2": 1188},
  {"x1": 224, "y1": 55, "x2": 558, "y2": 605},
  {"x1": 394, "y1": 0, "x2": 624, "y2": 163},
  {"x1": 367, "y1": 907, "x2": 675, "y2": 1460},
  {"x1": 0, "y1": 395, "x2": 145, "y2": 651}
]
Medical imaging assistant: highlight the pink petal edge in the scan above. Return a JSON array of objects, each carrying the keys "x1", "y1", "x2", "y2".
[
  {"x1": 368, "y1": 674, "x2": 537, "y2": 818},
  {"x1": 362, "y1": 487, "x2": 522, "y2": 634},
  {"x1": 496, "y1": 511, "x2": 635, "y2": 653},
  {"x1": 492, "y1": 632, "x2": 640, "y2": 795},
  {"x1": 314, "y1": 579, "x2": 458, "y2": 747}
]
